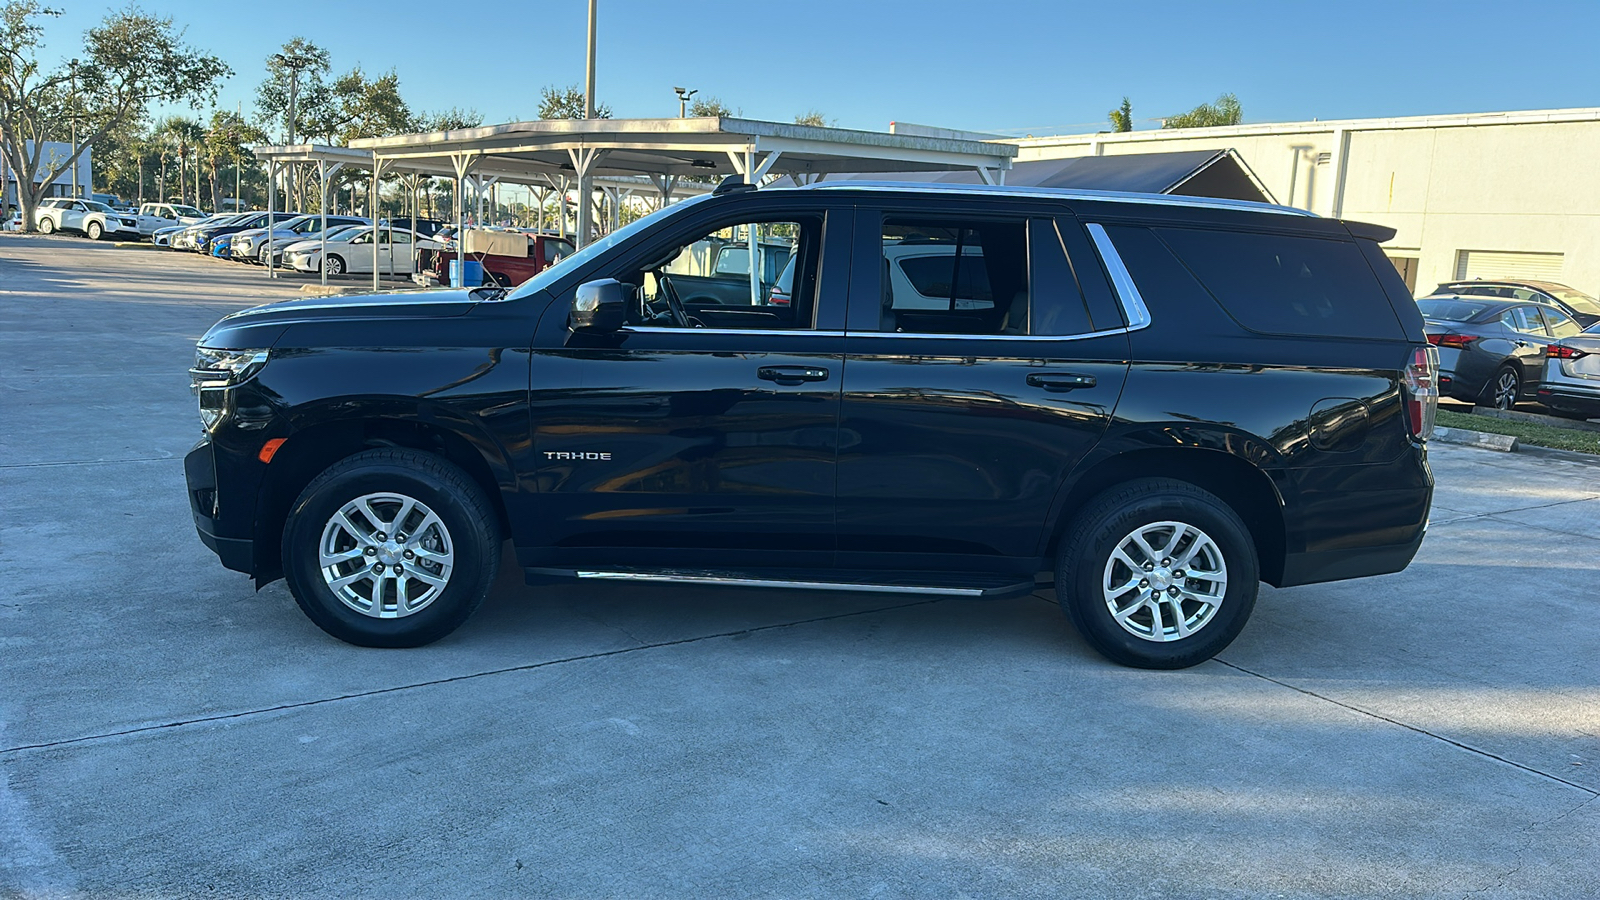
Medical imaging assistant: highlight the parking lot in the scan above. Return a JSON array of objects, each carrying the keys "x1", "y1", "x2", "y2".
[{"x1": 3, "y1": 235, "x2": 1599, "y2": 897}]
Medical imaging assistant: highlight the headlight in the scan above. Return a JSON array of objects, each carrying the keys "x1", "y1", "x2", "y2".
[{"x1": 190, "y1": 347, "x2": 270, "y2": 431}]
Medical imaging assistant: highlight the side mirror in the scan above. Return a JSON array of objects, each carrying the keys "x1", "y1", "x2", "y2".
[{"x1": 569, "y1": 279, "x2": 628, "y2": 333}]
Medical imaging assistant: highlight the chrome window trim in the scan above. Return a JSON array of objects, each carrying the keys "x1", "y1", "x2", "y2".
[
  {"x1": 799, "y1": 180, "x2": 1317, "y2": 218},
  {"x1": 620, "y1": 326, "x2": 846, "y2": 337},
  {"x1": 847, "y1": 327, "x2": 1128, "y2": 342},
  {"x1": 1085, "y1": 223, "x2": 1152, "y2": 331},
  {"x1": 575, "y1": 570, "x2": 987, "y2": 596}
]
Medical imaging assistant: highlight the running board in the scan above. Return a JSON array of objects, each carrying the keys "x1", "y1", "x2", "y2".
[{"x1": 524, "y1": 567, "x2": 1035, "y2": 599}]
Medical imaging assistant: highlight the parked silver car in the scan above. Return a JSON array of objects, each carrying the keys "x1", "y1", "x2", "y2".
[{"x1": 1537, "y1": 321, "x2": 1600, "y2": 419}]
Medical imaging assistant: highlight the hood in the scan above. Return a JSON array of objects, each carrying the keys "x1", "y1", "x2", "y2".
[{"x1": 201, "y1": 289, "x2": 485, "y2": 349}]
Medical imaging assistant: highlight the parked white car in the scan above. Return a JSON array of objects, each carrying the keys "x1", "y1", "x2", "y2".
[
  {"x1": 282, "y1": 226, "x2": 441, "y2": 276},
  {"x1": 134, "y1": 202, "x2": 207, "y2": 237},
  {"x1": 231, "y1": 214, "x2": 370, "y2": 264},
  {"x1": 32, "y1": 198, "x2": 141, "y2": 240}
]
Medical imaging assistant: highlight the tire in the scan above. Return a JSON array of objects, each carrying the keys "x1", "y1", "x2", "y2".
[
  {"x1": 1482, "y1": 365, "x2": 1520, "y2": 410},
  {"x1": 86, "y1": 220, "x2": 103, "y2": 240},
  {"x1": 38, "y1": 217, "x2": 54, "y2": 234},
  {"x1": 326, "y1": 254, "x2": 345, "y2": 276},
  {"x1": 1056, "y1": 478, "x2": 1259, "y2": 669},
  {"x1": 281, "y1": 448, "x2": 501, "y2": 648}
]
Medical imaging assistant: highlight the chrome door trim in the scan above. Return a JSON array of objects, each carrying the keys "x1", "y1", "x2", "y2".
[
  {"x1": 574, "y1": 570, "x2": 988, "y2": 596},
  {"x1": 1085, "y1": 222, "x2": 1152, "y2": 331}
]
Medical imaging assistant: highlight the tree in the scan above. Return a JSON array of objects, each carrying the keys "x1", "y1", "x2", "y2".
[
  {"x1": 205, "y1": 108, "x2": 264, "y2": 210},
  {"x1": 420, "y1": 106, "x2": 482, "y2": 132},
  {"x1": 794, "y1": 110, "x2": 832, "y2": 127},
  {"x1": 153, "y1": 115, "x2": 203, "y2": 205},
  {"x1": 538, "y1": 84, "x2": 609, "y2": 120},
  {"x1": 0, "y1": 1, "x2": 228, "y2": 230},
  {"x1": 689, "y1": 96, "x2": 738, "y2": 118},
  {"x1": 1163, "y1": 93, "x2": 1242, "y2": 129},
  {"x1": 1108, "y1": 97, "x2": 1133, "y2": 132}
]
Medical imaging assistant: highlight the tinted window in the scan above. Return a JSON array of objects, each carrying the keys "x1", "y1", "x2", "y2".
[
  {"x1": 632, "y1": 215, "x2": 817, "y2": 331},
  {"x1": 1499, "y1": 307, "x2": 1543, "y2": 334},
  {"x1": 1158, "y1": 228, "x2": 1404, "y2": 339},
  {"x1": 897, "y1": 252, "x2": 993, "y2": 304},
  {"x1": 1028, "y1": 218, "x2": 1094, "y2": 336},
  {"x1": 1417, "y1": 299, "x2": 1488, "y2": 321}
]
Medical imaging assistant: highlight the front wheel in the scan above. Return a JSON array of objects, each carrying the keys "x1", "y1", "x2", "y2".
[
  {"x1": 281, "y1": 449, "x2": 501, "y2": 647},
  {"x1": 325, "y1": 254, "x2": 345, "y2": 276},
  {"x1": 1056, "y1": 478, "x2": 1259, "y2": 669},
  {"x1": 38, "y1": 217, "x2": 55, "y2": 234},
  {"x1": 86, "y1": 220, "x2": 103, "y2": 240}
]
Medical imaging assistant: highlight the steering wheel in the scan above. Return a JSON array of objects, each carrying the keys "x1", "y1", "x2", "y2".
[{"x1": 654, "y1": 270, "x2": 694, "y2": 328}]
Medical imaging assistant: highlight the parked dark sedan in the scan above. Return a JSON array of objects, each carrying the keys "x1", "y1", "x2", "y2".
[
  {"x1": 1427, "y1": 280, "x2": 1600, "y2": 329},
  {"x1": 1419, "y1": 296, "x2": 1584, "y2": 408}
]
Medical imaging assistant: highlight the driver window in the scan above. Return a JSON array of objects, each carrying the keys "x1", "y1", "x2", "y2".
[{"x1": 628, "y1": 216, "x2": 821, "y2": 331}]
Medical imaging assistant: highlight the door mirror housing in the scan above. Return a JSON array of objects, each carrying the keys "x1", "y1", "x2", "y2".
[{"x1": 570, "y1": 279, "x2": 629, "y2": 333}]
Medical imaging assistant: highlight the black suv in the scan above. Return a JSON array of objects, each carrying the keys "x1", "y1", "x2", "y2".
[{"x1": 185, "y1": 182, "x2": 1438, "y2": 669}]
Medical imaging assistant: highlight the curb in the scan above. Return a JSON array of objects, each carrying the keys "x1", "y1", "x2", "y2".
[
  {"x1": 1471, "y1": 405, "x2": 1600, "y2": 433},
  {"x1": 1432, "y1": 426, "x2": 1518, "y2": 452},
  {"x1": 113, "y1": 242, "x2": 158, "y2": 250},
  {"x1": 1514, "y1": 443, "x2": 1600, "y2": 466}
]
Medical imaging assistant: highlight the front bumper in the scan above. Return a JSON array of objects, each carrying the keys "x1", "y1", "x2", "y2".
[{"x1": 185, "y1": 437, "x2": 255, "y2": 574}]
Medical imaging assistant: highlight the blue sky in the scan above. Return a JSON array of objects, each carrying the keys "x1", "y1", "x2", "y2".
[{"x1": 39, "y1": 0, "x2": 1600, "y2": 136}]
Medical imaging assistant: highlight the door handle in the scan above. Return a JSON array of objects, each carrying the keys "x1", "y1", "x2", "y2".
[
  {"x1": 1027, "y1": 372, "x2": 1097, "y2": 392},
  {"x1": 758, "y1": 366, "x2": 830, "y2": 385}
]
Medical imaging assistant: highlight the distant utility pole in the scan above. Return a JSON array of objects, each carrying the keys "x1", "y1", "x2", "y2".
[
  {"x1": 69, "y1": 59, "x2": 79, "y2": 197},
  {"x1": 272, "y1": 49, "x2": 317, "y2": 211}
]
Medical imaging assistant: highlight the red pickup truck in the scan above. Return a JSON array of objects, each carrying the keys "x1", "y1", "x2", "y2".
[{"x1": 425, "y1": 231, "x2": 577, "y2": 286}]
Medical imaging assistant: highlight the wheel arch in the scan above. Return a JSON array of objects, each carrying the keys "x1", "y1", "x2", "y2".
[
  {"x1": 1043, "y1": 446, "x2": 1289, "y2": 586},
  {"x1": 251, "y1": 404, "x2": 514, "y2": 583}
]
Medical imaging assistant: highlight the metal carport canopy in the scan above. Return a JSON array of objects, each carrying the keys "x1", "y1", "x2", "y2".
[{"x1": 350, "y1": 116, "x2": 1018, "y2": 248}]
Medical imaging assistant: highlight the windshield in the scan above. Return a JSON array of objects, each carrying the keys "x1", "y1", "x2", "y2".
[
  {"x1": 172, "y1": 205, "x2": 204, "y2": 217},
  {"x1": 1417, "y1": 298, "x2": 1487, "y2": 322},
  {"x1": 506, "y1": 195, "x2": 716, "y2": 301}
]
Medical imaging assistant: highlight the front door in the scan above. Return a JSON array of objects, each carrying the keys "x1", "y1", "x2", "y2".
[
  {"x1": 835, "y1": 208, "x2": 1131, "y2": 576},
  {"x1": 523, "y1": 201, "x2": 851, "y2": 572}
]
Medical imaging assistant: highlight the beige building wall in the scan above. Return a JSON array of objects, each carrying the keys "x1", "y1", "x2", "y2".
[{"x1": 1013, "y1": 109, "x2": 1600, "y2": 298}]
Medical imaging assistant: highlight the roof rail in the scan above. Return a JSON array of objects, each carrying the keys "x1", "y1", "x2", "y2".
[{"x1": 793, "y1": 180, "x2": 1317, "y2": 217}]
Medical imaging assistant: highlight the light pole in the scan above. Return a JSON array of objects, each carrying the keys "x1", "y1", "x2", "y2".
[
  {"x1": 69, "y1": 59, "x2": 79, "y2": 197},
  {"x1": 674, "y1": 86, "x2": 698, "y2": 118},
  {"x1": 576, "y1": 0, "x2": 598, "y2": 247}
]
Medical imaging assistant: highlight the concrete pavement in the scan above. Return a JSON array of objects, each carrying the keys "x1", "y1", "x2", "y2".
[{"x1": 2, "y1": 235, "x2": 1597, "y2": 898}]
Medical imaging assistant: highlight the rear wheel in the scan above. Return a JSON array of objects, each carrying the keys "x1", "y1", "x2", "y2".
[
  {"x1": 86, "y1": 220, "x2": 103, "y2": 240},
  {"x1": 1483, "y1": 365, "x2": 1520, "y2": 410},
  {"x1": 1056, "y1": 478, "x2": 1258, "y2": 669},
  {"x1": 281, "y1": 449, "x2": 500, "y2": 647}
]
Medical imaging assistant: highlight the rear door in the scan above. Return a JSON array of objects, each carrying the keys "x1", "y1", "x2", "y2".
[
  {"x1": 525, "y1": 197, "x2": 852, "y2": 571},
  {"x1": 836, "y1": 203, "x2": 1130, "y2": 576}
]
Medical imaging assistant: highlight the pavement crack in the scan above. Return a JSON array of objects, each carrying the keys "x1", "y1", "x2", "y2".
[
  {"x1": 1212, "y1": 658, "x2": 1599, "y2": 797},
  {"x1": 0, "y1": 597, "x2": 948, "y2": 757}
]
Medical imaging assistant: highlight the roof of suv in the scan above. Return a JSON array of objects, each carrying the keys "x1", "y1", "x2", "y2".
[{"x1": 797, "y1": 180, "x2": 1316, "y2": 218}]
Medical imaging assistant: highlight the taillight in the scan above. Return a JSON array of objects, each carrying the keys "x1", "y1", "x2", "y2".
[
  {"x1": 1426, "y1": 333, "x2": 1477, "y2": 349},
  {"x1": 1549, "y1": 345, "x2": 1588, "y2": 359},
  {"x1": 1402, "y1": 345, "x2": 1440, "y2": 441}
]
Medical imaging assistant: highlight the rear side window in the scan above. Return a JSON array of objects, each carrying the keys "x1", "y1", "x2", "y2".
[{"x1": 1157, "y1": 228, "x2": 1405, "y2": 340}]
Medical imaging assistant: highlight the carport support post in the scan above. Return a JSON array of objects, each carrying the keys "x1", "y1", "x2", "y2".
[
  {"x1": 371, "y1": 156, "x2": 390, "y2": 293},
  {"x1": 569, "y1": 148, "x2": 605, "y2": 249},
  {"x1": 317, "y1": 160, "x2": 344, "y2": 290},
  {"x1": 449, "y1": 152, "x2": 478, "y2": 286},
  {"x1": 266, "y1": 160, "x2": 278, "y2": 279}
]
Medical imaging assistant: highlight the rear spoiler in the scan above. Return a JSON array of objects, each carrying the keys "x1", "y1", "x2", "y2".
[{"x1": 1342, "y1": 220, "x2": 1397, "y2": 243}]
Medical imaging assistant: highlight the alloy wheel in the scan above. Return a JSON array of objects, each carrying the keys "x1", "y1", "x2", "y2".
[
  {"x1": 317, "y1": 492, "x2": 455, "y2": 619},
  {"x1": 1101, "y1": 520, "x2": 1228, "y2": 642},
  {"x1": 1493, "y1": 370, "x2": 1518, "y2": 409}
]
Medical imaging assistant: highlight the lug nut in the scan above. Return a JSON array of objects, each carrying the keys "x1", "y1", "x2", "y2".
[
  {"x1": 1173, "y1": 570, "x2": 1185, "y2": 579},
  {"x1": 1168, "y1": 587, "x2": 1181, "y2": 597},
  {"x1": 403, "y1": 550, "x2": 414, "y2": 559},
  {"x1": 1143, "y1": 562, "x2": 1154, "y2": 571},
  {"x1": 1139, "y1": 579, "x2": 1149, "y2": 588},
  {"x1": 373, "y1": 563, "x2": 385, "y2": 574},
  {"x1": 1161, "y1": 558, "x2": 1172, "y2": 566},
  {"x1": 374, "y1": 532, "x2": 386, "y2": 541},
  {"x1": 393, "y1": 565, "x2": 403, "y2": 574},
  {"x1": 364, "y1": 547, "x2": 376, "y2": 556}
]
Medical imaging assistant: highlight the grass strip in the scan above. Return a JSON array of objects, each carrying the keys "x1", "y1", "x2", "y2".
[{"x1": 1436, "y1": 409, "x2": 1600, "y2": 455}]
